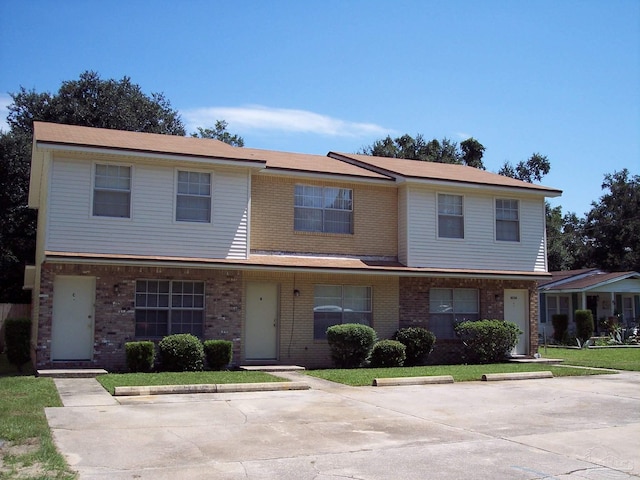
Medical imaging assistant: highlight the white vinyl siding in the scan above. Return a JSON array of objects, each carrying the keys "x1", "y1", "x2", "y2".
[
  {"x1": 403, "y1": 186, "x2": 547, "y2": 272},
  {"x1": 47, "y1": 157, "x2": 250, "y2": 259},
  {"x1": 398, "y1": 186, "x2": 408, "y2": 264}
]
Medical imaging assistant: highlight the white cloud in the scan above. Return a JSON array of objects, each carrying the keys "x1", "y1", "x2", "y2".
[
  {"x1": 0, "y1": 93, "x2": 11, "y2": 133},
  {"x1": 455, "y1": 132, "x2": 472, "y2": 140},
  {"x1": 182, "y1": 105, "x2": 391, "y2": 138}
]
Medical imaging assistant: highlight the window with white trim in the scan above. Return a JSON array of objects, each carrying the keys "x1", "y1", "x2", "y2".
[
  {"x1": 294, "y1": 185, "x2": 353, "y2": 234},
  {"x1": 429, "y1": 288, "x2": 479, "y2": 339},
  {"x1": 93, "y1": 164, "x2": 131, "y2": 218},
  {"x1": 545, "y1": 295, "x2": 570, "y2": 324},
  {"x1": 496, "y1": 199, "x2": 520, "y2": 241},
  {"x1": 176, "y1": 171, "x2": 211, "y2": 222},
  {"x1": 135, "y1": 280, "x2": 205, "y2": 337},
  {"x1": 313, "y1": 285, "x2": 371, "y2": 339},
  {"x1": 438, "y1": 194, "x2": 464, "y2": 239}
]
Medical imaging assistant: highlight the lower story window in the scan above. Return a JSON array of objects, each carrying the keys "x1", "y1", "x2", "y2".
[
  {"x1": 546, "y1": 295, "x2": 570, "y2": 323},
  {"x1": 429, "y1": 288, "x2": 479, "y2": 339},
  {"x1": 135, "y1": 280, "x2": 205, "y2": 337},
  {"x1": 313, "y1": 285, "x2": 372, "y2": 339}
]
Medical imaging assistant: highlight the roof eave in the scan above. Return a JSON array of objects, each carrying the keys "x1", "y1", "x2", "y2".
[{"x1": 35, "y1": 141, "x2": 267, "y2": 169}]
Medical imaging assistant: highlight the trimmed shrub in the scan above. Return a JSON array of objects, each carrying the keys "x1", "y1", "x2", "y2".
[
  {"x1": 158, "y1": 334, "x2": 204, "y2": 372},
  {"x1": 575, "y1": 309, "x2": 594, "y2": 342},
  {"x1": 125, "y1": 341, "x2": 155, "y2": 372},
  {"x1": 369, "y1": 340, "x2": 406, "y2": 367},
  {"x1": 326, "y1": 323, "x2": 377, "y2": 368},
  {"x1": 455, "y1": 319, "x2": 521, "y2": 364},
  {"x1": 4, "y1": 317, "x2": 31, "y2": 372},
  {"x1": 203, "y1": 340, "x2": 233, "y2": 370},
  {"x1": 393, "y1": 327, "x2": 436, "y2": 366},
  {"x1": 551, "y1": 314, "x2": 569, "y2": 343}
]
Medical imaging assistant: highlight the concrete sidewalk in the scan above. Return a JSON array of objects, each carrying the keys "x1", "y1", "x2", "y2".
[{"x1": 46, "y1": 371, "x2": 640, "y2": 479}]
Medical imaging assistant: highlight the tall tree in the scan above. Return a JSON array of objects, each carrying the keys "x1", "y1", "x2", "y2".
[
  {"x1": 545, "y1": 205, "x2": 587, "y2": 271},
  {"x1": 498, "y1": 153, "x2": 550, "y2": 183},
  {"x1": 0, "y1": 71, "x2": 187, "y2": 302},
  {"x1": 8, "y1": 71, "x2": 186, "y2": 136},
  {"x1": 582, "y1": 169, "x2": 640, "y2": 272},
  {"x1": 460, "y1": 137, "x2": 486, "y2": 169},
  {"x1": 360, "y1": 134, "x2": 485, "y2": 169},
  {"x1": 191, "y1": 120, "x2": 244, "y2": 147}
]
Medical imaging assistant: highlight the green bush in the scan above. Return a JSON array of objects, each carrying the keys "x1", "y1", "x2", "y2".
[
  {"x1": 203, "y1": 340, "x2": 233, "y2": 370},
  {"x1": 551, "y1": 314, "x2": 569, "y2": 343},
  {"x1": 393, "y1": 327, "x2": 436, "y2": 366},
  {"x1": 125, "y1": 341, "x2": 155, "y2": 372},
  {"x1": 4, "y1": 318, "x2": 31, "y2": 372},
  {"x1": 369, "y1": 340, "x2": 406, "y2": 367},
  {"x1": 575, "y1": 309, "x2": 594, "y2": 342},
  {"x1": 158, "y1": 334, "x2": 204, "y2": 372},
  {"x1": 455, "y1": 319, "x2": 521, "y2": 364},
  {"x1": 326, "y1": 323, "x2": 377, "y2": 368}
]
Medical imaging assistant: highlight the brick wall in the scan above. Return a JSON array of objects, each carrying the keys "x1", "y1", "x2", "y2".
[
  {"x1": 251, "y1": 175, "x2": 398, "y2": 258},
  {"x1": 35, "y1": 262, "x2": 538, "y2": 371},
  {"x1": 243, "y1": 271, "x2": 399, "y2": 369},
  {"x1": 399, "y1": 277, "x2": 539, "y2": 363},
  {"x1": 36, "y1": 263, "x2": 243, "y2": 371}
]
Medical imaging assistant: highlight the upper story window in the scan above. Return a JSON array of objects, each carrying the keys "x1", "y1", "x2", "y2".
[
  {"x1": 438, "y1": 194, "x2": 464, "y2": 239},
  {"x1": 93, "y1": 164, "x2": 131, "y2": 218},
  {"x1": 176, "y1": 171, "x2": 211, "y2": 222},
  {"x1": 496, "y1": 199, "x2": 520, "y2": 241},
  {"x1": 294, "y1": 185, "x2": 353, "y2": 234}
]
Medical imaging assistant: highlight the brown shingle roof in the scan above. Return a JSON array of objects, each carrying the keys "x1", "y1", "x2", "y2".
[
  {"x1": 33, "y1": 122, "x2": 391, "y2": 180},
  {"x1": 541, "y1": 270, "x2": 640, "y2": 291},
  {"x1": 33, "y1": 121, "x2": 259, "y2": 162},
  {"x1": 329, "y1": 152, "x2": 562, "y2": 195}
]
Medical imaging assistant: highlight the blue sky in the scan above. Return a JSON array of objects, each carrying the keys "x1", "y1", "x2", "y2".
[{"x1": 1, "y1": 0, "x2": 638, "y2": 217}]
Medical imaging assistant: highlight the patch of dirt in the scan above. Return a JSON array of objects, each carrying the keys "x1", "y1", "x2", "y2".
[{"x1": 0, "y1": 437, "x2": 47, "y2": 479}]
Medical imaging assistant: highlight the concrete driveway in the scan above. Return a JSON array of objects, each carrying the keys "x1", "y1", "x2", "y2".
[{"x1": 46, "y1": 371, "x2": 640, "y2": 479}]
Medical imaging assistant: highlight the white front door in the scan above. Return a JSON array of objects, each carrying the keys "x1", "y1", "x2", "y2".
[
  {"x1": 51, "y1": 276, "x2": 95, "y2": 360},
  {"x1": 504, "y1": 289, "x2": 528, "y2": 356},
  {"x1": 245, "y1": 283, "x2": 278, "y2": 360}
]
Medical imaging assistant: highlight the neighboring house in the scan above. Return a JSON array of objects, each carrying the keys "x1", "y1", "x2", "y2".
[
  {"x1": 25, "y1": 122, "x2": 562, "y2": 370},
  {"x1": 538, "y1": 269, "x2": 640, "y2": 339}
]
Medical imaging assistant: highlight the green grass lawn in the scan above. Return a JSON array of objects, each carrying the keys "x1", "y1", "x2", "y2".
[
  {"x1": 0, "y1": 355, "x2": 76, "y2": 480},
  {"x1": 97, "y1": 370, "x2": 288, "y2": 395},
  {"x1": 540, "y1": 346, "x2": 640, "y2": 371},
  {"x1": 306, "y1": 362, "x2": 605, "y2": 386}
]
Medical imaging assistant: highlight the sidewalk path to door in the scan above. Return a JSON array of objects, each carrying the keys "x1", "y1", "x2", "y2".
[{"x1": 46, "y1": 371, "x2": 640, "y2": 479}]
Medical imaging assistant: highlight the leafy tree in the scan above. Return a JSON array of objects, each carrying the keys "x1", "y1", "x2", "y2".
[
  {"x1": 360, "y1": 133, "x2": 485, "y2": 169},
  {"x1": 498, "y1": 153, "x2": 550, "y2": 183},
  {"x1": 0, "y1": 71, "x2": 187, "y2": 302},
  {"x1": 8, "y1": 71, "x2": 186, "y2": 136},
  {"x1": 0, "y1": 130, "x2": 35, "y2": 302},
  {"x1": 460, "y1": 137, "x2": 486, "y2": 169},
  {"x1": 545, "y1": 205, "x2": 587, "y2": 271},
  {"x1": 191, "y1": 120, "x2": 244, "y2": 146},
  {"x1": 582, "y1": 169, "x2": 639, "y2": 272}
]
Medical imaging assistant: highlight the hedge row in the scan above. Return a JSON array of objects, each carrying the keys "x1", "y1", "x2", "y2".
[
  {"x1": 326, "y1": 324, "x2": 436, "y2": 368},
  {"x1": 125, "y1": 335, "x2": 233, "y2": 372}
]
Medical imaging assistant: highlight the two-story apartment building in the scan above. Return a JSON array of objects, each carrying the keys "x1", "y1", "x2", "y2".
[{"x1": 26, "y1": 122, "x2": 561, "y2": 370}]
